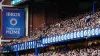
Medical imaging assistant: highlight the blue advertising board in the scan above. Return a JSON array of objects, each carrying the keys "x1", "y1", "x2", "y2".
[{"x1": 2, "y1": 9, "x2": 25, "y2": 38}]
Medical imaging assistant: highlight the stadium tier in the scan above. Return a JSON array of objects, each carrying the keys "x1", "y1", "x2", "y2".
[
  {"x1": 1, "y1": 0, "x2": 100, "y2": 56},
  {"x1": 3, "y1": 9, "x2": 100, "y2": 45},
  {"x1": 2, "y1": 9, "x2": 100, "y2": 56}
]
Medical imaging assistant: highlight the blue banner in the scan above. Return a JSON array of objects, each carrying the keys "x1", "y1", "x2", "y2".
[{"x1": 2, "y1": 9, "x2": 25, "y2": 38}]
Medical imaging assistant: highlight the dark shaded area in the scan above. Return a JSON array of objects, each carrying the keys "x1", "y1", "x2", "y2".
[
  {"x1": 27, "y1": 0, "x2": 100, "y2": 18},
  {"x1": 16, "y1": 0, "x2": 100, "y2": 19}
]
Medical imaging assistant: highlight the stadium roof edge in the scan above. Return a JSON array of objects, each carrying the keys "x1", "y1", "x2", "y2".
[{"x1": 11, "y1": 0, "x2": 100, "y2": 6}]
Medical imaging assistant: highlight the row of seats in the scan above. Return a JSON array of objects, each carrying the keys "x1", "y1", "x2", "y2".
[{"x1": 19, "y1": 41, "x2": 100, "y2": 56}]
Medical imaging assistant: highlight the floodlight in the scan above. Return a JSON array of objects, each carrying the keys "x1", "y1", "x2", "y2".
[
  {"x1": 95, "y1": 28, "x2": 99, "y2": 35},
  {"x1": 67, "y1": 33, "x2": 70, "y2": 39},
  {"x1": 71, "y1": 32, "x2": 74, "y2": 39},
  {"x1": 84, "y1": 30, "x2": 88, "y2": 37},
  {"x1": 29, "y1": 42, "x2": 31, "y2": 49},
  {"x1": 50, "y1": 37, "x2": 53, "y2": 43},
  {"x1": 58, "y1": 35, "x2": 61, "y2": 41},
  {"x1": 77, "y1": 31, "x2": 80, "y2": 38},
  {"x1": 53, "y1": 36, "x2": 55, "y2": 42},
  {"x1": 56, "y1": 36, "x2": 58, "y2": 42},
  {"x1": 91, "y1": 28, "x2": 95, "y2": 35},
  {"x1": 80, "y1": 30, "x2": 84, "y2": 37},
  {"x1": 88, "y1": 29, "x2": 91, "y2": 36},
  {"x1": 74, "y1": 32, "x2": 77, "y2": 38},
  {"x1": 45, "y1": 38, "x2": 47, "y2": 44}
]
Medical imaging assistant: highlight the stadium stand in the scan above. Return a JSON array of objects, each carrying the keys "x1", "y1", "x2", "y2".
[
  {"x1": 7, "y1": 9, "x2": 100, "y2": 45},
  {"x1": 2, "y1": 0, "x2": 100, "y2": 56},
  {"x1": 19, "y1": 40, "x2": 100, "y2": 56}
]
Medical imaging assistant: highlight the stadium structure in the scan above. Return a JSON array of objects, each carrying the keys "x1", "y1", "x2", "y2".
[{"x1": 0, "y1": 0, "x2": 100, "y2": 56}]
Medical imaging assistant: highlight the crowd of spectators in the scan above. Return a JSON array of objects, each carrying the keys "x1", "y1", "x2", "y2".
[
  {"x1": 3, "y1": 6, "x2": 100, "y2": 56},
  {"x1": 4, "y1": 9, "x2": 100, "y2": 54},
  {"x1": 6, "y1": 9, "x2": 100, "y2": 45},
  {"x1": 20, "y1": 10, "x2": 100, "y2": 42},
  {"x1": 19, "y1": 41, "x2": 100, "y2": 56}
]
